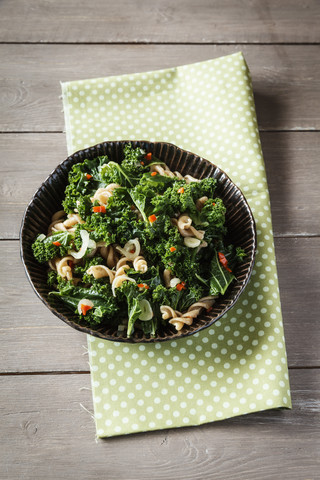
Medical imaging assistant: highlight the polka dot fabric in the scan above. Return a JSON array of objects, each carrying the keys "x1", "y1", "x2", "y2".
[{"x1": 61, "y1": 52, "x2": 291, "y2": 438}]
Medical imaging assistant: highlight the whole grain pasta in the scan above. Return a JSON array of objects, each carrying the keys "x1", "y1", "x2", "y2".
[
  {"x1": 91, "y1": 183, "x2": 121, "y2": 205},
  {"x1": 169, "y1": 296, "x2": 217, "y2": 331},
  {"x1": 133, "y1": 255, "x2": 148, "y2": 273},
  {"x1": 86, "y1": 265, "x2": 115, "y2": 284}
]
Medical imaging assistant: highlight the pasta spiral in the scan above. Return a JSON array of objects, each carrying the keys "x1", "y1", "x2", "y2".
[
  {"x1": 63, "y1": 213, "x2": 85, "y2": 230},
  {"x1": 168, "y1": 296, "x2": 216, "y2": 331},
  {"x1": 150, "y1": 163, "x2": 200, "y2": 184},
  {"x1": 184, "y1": 174, "x2": 201, "y2": 184},
  {"x1": 174, "y1": 214, "x2": 205, "y2": 240},
  {"x1": 196, "y1": 196, "x2": 208, "y2": 211},
  {"x1": 163, "y1": 269, "x2": 172, "y2": 288},
  {"x1": 100, "y1": 244, "x2": 118, "y2": 268},
  {"x1": 56, "y1": 256, "x2": 75, "y2": 281},
  {"x1": 48, "y1": 212, "x2": 84, "y2": 235},
  {"x1": 111, "y1": 274, "x2": 135, "y2": 296},
  {"x1": 133, "y1": 255, "x2": 148, "y2": 273},
  {"x1": 91, "y1": 183, "x2": 121, "y2": 205},
  {"x1": 86, "y1": 265, "x2": 115, "y2": 284},
  {"x1": 116, "y1": 257, "x2": 131, "y2": 270},
  {"x1": 150, "y1": 164, "x2": 176, "y2": 178},
  {"x1": 160, "y1": 305, "x2": 182, "y2": 320},
  {"x1": 110, "y1": 256, "x2": 135, "y2": 296}
]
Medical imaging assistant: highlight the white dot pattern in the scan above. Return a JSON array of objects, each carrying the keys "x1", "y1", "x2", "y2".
[{"x1": 61, "y1": 52, "x2": 292, "y2": 438}]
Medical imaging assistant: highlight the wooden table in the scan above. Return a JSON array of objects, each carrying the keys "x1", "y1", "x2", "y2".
[{"x1": 1, "y1": 1, "x2": 319, "y2": 478}]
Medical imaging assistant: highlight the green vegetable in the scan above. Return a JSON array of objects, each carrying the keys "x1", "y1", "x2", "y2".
[
  {"x1": 50, "y1": 282, "x2": 120, "y2": 326},
  {"x1": 32, "y1": 143, "x2": 245, "y2": 336},
  {"x1": 32, "y1": 231, "x2": 74, "y2": 263},
  {"x1": 209, "y1": 250, "x2": 235, "y2": 295},
  {"x1": 117, "y1": 282, "x2": 149, "y2": 337},
  {"x1": 62, "y1": 156, "x2": 108, "y2": 213}
]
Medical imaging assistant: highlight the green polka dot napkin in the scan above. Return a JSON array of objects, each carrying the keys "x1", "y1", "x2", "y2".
[{"x1": 61, "y1": 51, "x2": 291, "y2": 438}]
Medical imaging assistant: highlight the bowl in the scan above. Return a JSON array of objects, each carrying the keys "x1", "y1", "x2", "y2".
[{"x1": 20, "y1": 140, "x2": 256, "y2": 343}]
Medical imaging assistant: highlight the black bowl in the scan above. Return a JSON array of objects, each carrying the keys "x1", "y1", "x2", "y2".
[{"x1": 20, "y1": 141, "x2": 256, "y2": 343}]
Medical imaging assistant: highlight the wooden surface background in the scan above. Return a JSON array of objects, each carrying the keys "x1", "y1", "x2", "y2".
[{"x1": 0, "y1": 1, "x2": 319, "y2": 479}]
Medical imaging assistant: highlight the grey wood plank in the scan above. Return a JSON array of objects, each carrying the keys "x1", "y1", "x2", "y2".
[
  {"x1": 0, "y1": 44, "x2": 319, "y2": 132},
  {"x1": 0, "y1": 0, "x2": 319, "y2": 44},
  {"x1": 0, "y1": 237, "x2": 319, "y2": 372},
  {"x1": 0, "y1": 369, "x2": 319, "y2": 480},
  {"x1": 0, "y1": 134, "x2": 68, "y2": 239},
  {"x1": 0, "y1": 132, "x2": 319, "y2": 239},
  {"x1": 262, "y1": 132, "x2": 320, "y2": 236}
]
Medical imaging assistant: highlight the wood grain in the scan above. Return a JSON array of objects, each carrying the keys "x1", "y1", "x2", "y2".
[
  {"x1": 262, "y1": 132, "x2": 320, "y2": 236},
  {"x1": 0, "y1": 369, "x2": 319, "y2": 480},
  {"x1": 0, "y1": 134, "x2": 68, "y2": 239},
  {"x1": 0, "y1": 44, "x2": 319, "y2": 132},
  {"x1": 1, "y1": 237, "x2": 319, "y2": 373},
  {"x1": 1, "y1": 2, "x2": 319, "y2": 476},
  {"x1": 0, "y1": 0, "x2": 319, "y2": 44},
  {"x1": 1, "y1": 132, "x2": 319, "y2": 240}
]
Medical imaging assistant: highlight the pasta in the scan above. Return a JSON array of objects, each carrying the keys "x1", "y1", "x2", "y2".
[
  {"x1": 168, "y1": 296, "x2": 217, "y2": 331},
  {"x1": 32, "y1": 144, "x2": 244, "y2": 337},
  {"x1": 48, "y1": 212, "x2": 84, "y2": 235},
  {"x1": 91, "y1": 183, "x2": 121, "y2": 205},
  {"x1": 196, "y1": 196, "x2": 208, "y2": 211},
  {"x1": 133, "y1": 255, "x2": 148, "y2": 273},
  {"x1": 99, "y1": 244, "x2": 118, "y2": 268},
  {"x1": 160, "y1": 305, "x2": 182, "y2": 320},
  {"x1": 150, "y1": 164, "x2": 176, "y2": 178},
  {"x1": 173, "y1": 214, "x2": 205, "y2": 240},
  {"x1": 112, "y1": 274, "x2": 135, "y2": 296},
  {"x1": 163, "y1": 268, "x2": 172, "y2": 288},
  {"x1": 86, "y1": 265, "x2": 115, "y2": 284},
  {"x1": 56, "y1": 256, "x2": 74, "y2": 281},
  {"x1": 150, "y1": 163, "x2": 201, "y2": 184},
  {"x1": 184, "y1": 174, "x2": 201, "y2": 184}
]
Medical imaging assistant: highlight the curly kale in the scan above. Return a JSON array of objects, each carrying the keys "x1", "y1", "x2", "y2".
[
  {"x1": 73, "y1": 255, "x2": 104, "y2": 283},
  {"x1": 100, "y1": 144, "x2": 148, "y2": 187},
  {"x1": 150, "y1": 177, "x2": 218, "y2": 217},
  {"x1": 151, "y1": 283, "x2": 204, "y2": 318},
  {"x1": 50, "y1": 281, "x2": 120, "y2": 327},
  {"x1": 62, "y1": 156, "x2": 108, "y2": 213},
  {"x1": 194, "y1": 197, "x2": 227, "y2": 242},
  {"x1": 32, "y1": 232, "x2": 73, "y2": 263},
  {"x1": 32, "y1": 144, "x2": 244, "y2": 336}
]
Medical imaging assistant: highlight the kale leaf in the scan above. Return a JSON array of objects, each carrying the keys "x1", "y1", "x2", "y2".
[{"x1": 32, "y1": 231, "x2": 74, "y2": 263}]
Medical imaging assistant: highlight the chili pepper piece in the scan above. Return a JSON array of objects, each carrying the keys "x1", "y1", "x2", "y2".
[
  {"x1": 145, "y1": 152, "x2": 152, "y2": 161},
  {"x1": 93, "y1": 205, "x2": 106, "y2": 213},
  {"x1": 151, "y1": 172, "x2": 157, "y2": 177},
  {"x1": 148, "y1": 214, "x2": 157, "y2": 223},
  {"x1": 52, "y1": 241, "x2": 61, "y2": 246},
  {"x1": 81, "y1": 304, "x2": 93, "y2": 316},
  {"x1": 169, "y1": 247, "x2": 176, "y2": 252},
  {"x1": 218, "y1": 252, "x2": 232, "y2": 273},
  {"x1": 86, "y1": 174, "x2": 92, "y2": 180}
]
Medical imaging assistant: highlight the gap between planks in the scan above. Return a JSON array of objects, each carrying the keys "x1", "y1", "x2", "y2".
[
  {"x1": 1, "y1": 130, "x2": 320, "y2": 134},
  {"x1": 0, "y1": 41, "x2": 320, "y2": 46},
  {"x1": 0, "y1": 366, "x2": 319, "y2": 376}
]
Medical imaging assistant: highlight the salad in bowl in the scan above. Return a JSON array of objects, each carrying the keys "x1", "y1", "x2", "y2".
[{"x1": 21, "y1": 141, "x2": 256, "y2": 342}]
